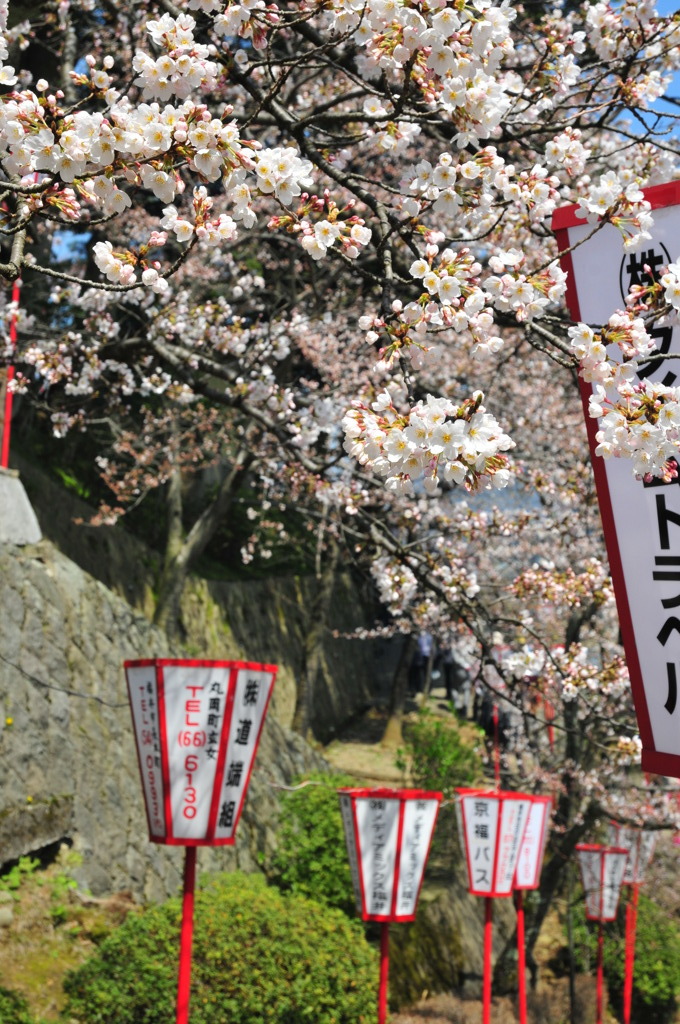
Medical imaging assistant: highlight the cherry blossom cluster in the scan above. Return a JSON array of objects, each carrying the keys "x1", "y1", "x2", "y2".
[
  {"x1": 342, "y1": 388, "x2": 514, "y2": 495},
  {"x1": 133, "y1": 13, "x2": 220, "y2": 101},
  {"x1": 575, "y1": 172, "x2": 654, "y2": 250},
  {"x1": 510, "y1": 559, "x2": 614, "y2": 611}
]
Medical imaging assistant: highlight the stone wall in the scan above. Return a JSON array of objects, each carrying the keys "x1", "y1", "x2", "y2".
[
  {"x1": 0, "y1": 539, "x2": 326, "y2": 902},
  {"x1": 15, "y1": 454, "x2": 402, "y2": 742}
]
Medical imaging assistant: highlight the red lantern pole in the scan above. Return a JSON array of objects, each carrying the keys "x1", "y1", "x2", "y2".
[
  {"x1": 483, "y1": 897, "x2": 493, "y2": 1024},
  {"x1": 514, "y1": 889, "x2": 527, "y2": 1024},
  {"x1": 1, "y1": 277, "x2": 21, "y2": 469},
  {"x1": 176, "y1": 846, "x2": 197, "y2": 1024},
  {"x1": 378, "y1": 921, "x2": 390, "y2": 1024},
  {"x1": 596, "y1": 920, "x2": 604, "y2": 1024},
  {"x1": 623, "y1": 883, "x2": 639, "y2": 1024}
]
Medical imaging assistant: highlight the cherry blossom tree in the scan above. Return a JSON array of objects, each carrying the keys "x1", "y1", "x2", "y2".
[{"x1": 2, "y1": 0, "x2": 680, "y2": 985}]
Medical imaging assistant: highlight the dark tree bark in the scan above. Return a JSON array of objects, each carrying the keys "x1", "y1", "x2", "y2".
[
  {"x1": 292, "y1": 537, "x2": 340, "y2": 739},
  {"x1": 382, "y1": 634, "x2": 416, "y2": 749},
  {"x1": 153, "y1": 448, "x2": 254, "y2": 637}
]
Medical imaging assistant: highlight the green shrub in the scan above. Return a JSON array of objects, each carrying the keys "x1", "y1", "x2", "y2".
[
  {"x1": 572, "y1": 891, "x2": 680, "y2": 1024},
  {"x1": 0, "y1": 986, "x2": 39, "y2": 1024},
  {"x1": 397, "y1": 710, "x2": 482, "y2": 798},
  {"x1": 63, "y1": 872, "x2": 377, "y2": 1024},
  {"x1": 269, "y1": 771, "x2": 358, "y2": 916}
]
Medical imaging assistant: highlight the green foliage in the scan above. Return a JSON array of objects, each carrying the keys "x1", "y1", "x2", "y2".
[
  {"x1": 0, "y1": 986, "x2": 39, "y2": 1024},
  {"x1": 397, "y1": 711, "x2": 482, "y2": 798},
  {"x1": 572, "y1": 891, "x2": 680, "y2": 1024},
  {"x1": 63, "y1": 872, "x2": 377, "y2": 1024},
  {"x1": 0, "y1": 857, "x2": 40, "y2": 895},
  {"x1": 269, "y1": 772, "x2": 358, "y2": 917}
]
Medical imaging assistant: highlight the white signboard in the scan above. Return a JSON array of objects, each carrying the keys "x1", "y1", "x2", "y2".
[
  {"x1": 124, "y1": 659, "x2": 276, "y2": 845},
  {"x1": 553, "y1": 183, "x2": 680, "y2": 777},
  {"x1": 338, "y1": 788, "x2": 441, "y2": 921},
  {"x1": 514, "y1": 796, "x2": 551, "y2": 890},
  {"x1": 457, "y1": 789, "x2": 532, "y2": 897},
  {"x1": 576, "y1": 844, "x2": 628, "y2": 921}
]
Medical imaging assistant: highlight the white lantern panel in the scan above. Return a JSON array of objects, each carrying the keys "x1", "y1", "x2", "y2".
[
  {"x1": 637, "y1": 831, "x2": 656, "y2": 883},
  {"x1": 355, "y1": 796, "x2": 400, "y2": 917},
  {"x1": 395, "y1": 797, "x2": 439, "y2": 917},
  {"x1": 461, "y1": 795, "x2": 499, "y2": 895},
  {"x1": 556, "y1": 190, "x2": 680, "y2": 773},
  {"x1": 608, "y1": 823, "x2": 636, "y2": 885},
  {"x1": 213, "y1": 667, "x2": 275, "y2": 840},
  {"x1": 577, "y1": 848, "x2": 603, "y2": 920},
  {"x1": 602, "y1": 850, "x2": 628, "y2": 921},
  {"x1": 515, "y1": 798, "x2": 551, "y2": 890},
  {"x1": 164, "y1": 664, "x2": 231, "y2": 840},
  {"x1": 126, "y1": 664, "x2": 166, "y2": 838},
  {"x1": 495, "y1": 797, "x2": 531, "y2": 895},
  {"x1": 339, "y1": 793, "x2": 363, "y2": 914}
]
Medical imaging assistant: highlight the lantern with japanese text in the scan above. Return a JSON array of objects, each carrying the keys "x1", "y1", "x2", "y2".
[
  {"x1": 338, "y1": 787, "x2": 442, "y2": 1024},
  {"x1": 607, "y1": 824, "x2": 657, "y2": 1024},
  {"x1": 552, "y1": 182, "x2": 680, "y2": 778},
  {"x1": 513, "y1": 795, "x2": 552, "y2": 1024},
  {"x1": 575, "y1": 843, "x2": 629, "y2": 1024},
  {"x1": 124, "y1": 658, "x2": 277, "y2": 1024},
  {"x1": 456, "y1": 788, "x2": 532, "y2": 1024}
]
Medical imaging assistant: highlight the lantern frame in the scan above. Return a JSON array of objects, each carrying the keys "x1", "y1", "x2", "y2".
[
  {"x1": 575, "y1": 843, "x2": 629, "y2": 922},
  {"x1": 338, "y1": 786, "x2": 442, "y2": 922},
  {"x1": 124, "y1": 657, "x2": 276, "y2": 846},
  {"x1": 456, "y1": 787, "x2": 533, "y2": 898}
]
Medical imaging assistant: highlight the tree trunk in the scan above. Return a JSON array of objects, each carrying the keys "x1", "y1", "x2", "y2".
[
  {"x1": 382, "y1": 634, "x2": 416, "y2": 749},
  {"x1": 153, "y1": 449, "x2": 254, "y2": 637},
  {"x1": 292, "y1": 538, "x2": 339, "y2": 739}
]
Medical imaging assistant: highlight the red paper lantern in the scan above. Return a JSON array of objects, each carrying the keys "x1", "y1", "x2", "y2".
[
  {"x1": 456, "y1": 788, "x2": 533, "y2": 898},
  {"x1": 124, "y1": 658, "x2": 277, "y2": 846},
  {"x1": 514, "y1": 794, "x2": 552, "y2": 891},
  {"x1": 338, "y1": 787, "x2": 442, "y2": 922},
  {"x1": 575, "y1": 844, "x2": 629, "y2": 921}
]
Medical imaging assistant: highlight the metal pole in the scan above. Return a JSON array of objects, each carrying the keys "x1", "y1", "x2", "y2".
[
  {"x1": 1, "y1": 278, "x2": 21, "y2": 469},
  {"x1": 596, "y1": 920, "x2": 604, "y2": 1024},
  {"x1": 176, "y1": 846, "x2": 197, "y2": 1024},
  {"x1": 515, "y1": 890, "x2": 527, "y2": 1024},
  {"x1": 623, "y1": 884, "x2": 639, "y2": 1024},
  {"x1": 378, "y1": 921, "x2": 390, "y2": 1024},
  {"x1": 483, "y1": 897, "x2": 493, "y2": 1024}
]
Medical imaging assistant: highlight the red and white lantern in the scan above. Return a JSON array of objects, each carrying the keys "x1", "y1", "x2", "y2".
[
  {"x1": 607, "y1": 823, "x2": 656, "y2": 886},
  {"x1": 338, "y1": 787, "x2": 442, "y2": 922},
  {"x1": 606, "y1": 824, "x2": 656, "y2": 1024},
  {"x1": 575, "y1": 843, "x2": 629, "y2": 1024},
  {"x1": 456, "y1": 788, "x2": 532, "y2": 1024},
  {"x1": 456, "y1": 788, "x2": 533, "y2": 897},
  {"x1": 514, "y1": 795, "x2": 552, "y2": 891},
  {"x1": 338, "y1": 788, "x2": 442, "y2": 1024},
  {"x1": 575, "y1": 844, "x2": 628, "y2": 922},
  {"x1": 553, "y1": 183, "x2": 680, "y2": 778},
  {"x1": 124, "y1": 658, "x2": 276, "y2": 845},
  {"x1": 124, "y1": 658, "x2": 276, "y2": 1024}
]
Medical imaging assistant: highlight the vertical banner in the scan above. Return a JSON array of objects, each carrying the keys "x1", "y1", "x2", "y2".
[
  {"x1": 124, "y1": 659, "x2": 276, "y2": 845},
  {"x1": 338, "y1": 788, "x2": 442, "y2": 922},
  {"x1": 552, "y1": 183, "x2": 680, "y2": 777}
]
